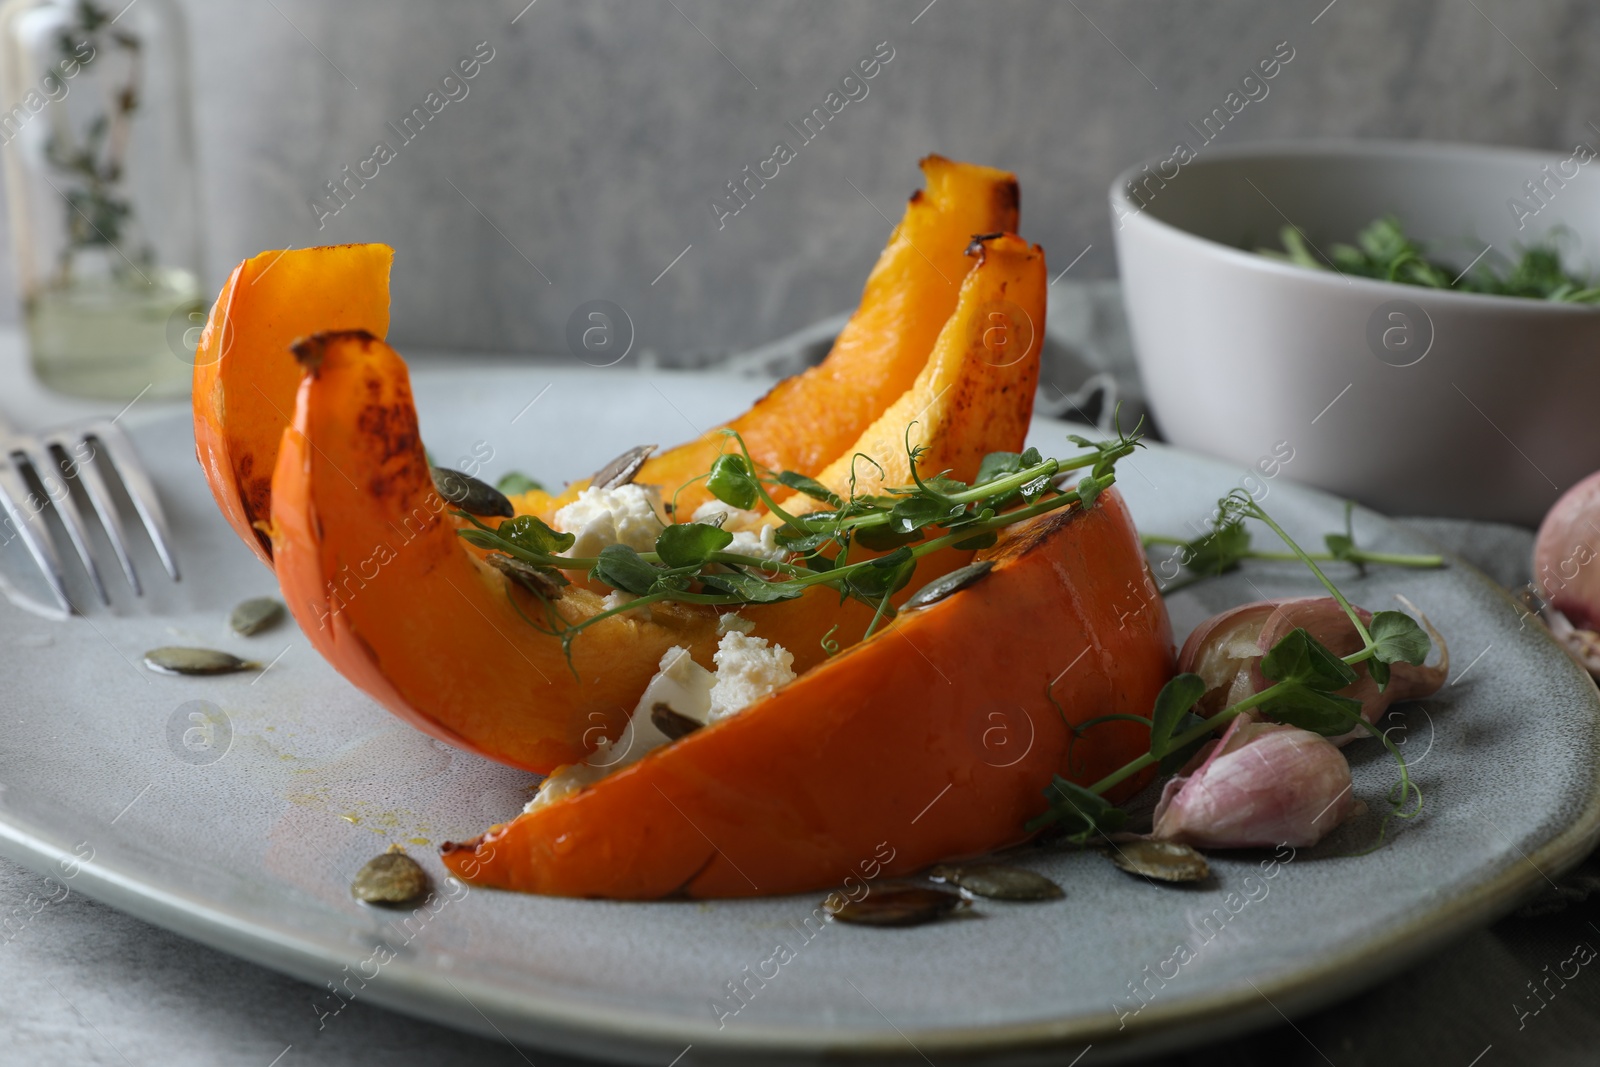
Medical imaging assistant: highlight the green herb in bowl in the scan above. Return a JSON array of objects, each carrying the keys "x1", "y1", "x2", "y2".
[{"x1": 1258, "y1": 216, "x2": 1600, "y2": 303}]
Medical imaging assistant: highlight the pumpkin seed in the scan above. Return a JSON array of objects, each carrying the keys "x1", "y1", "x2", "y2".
[
  {"x1": 431, "y1": 466, "x2": 514, "y2": 517},
  {"x1": 143, "y1": 647, "x2": 259, "y2": 676},
  {"x1": 591, "y1": 445, "x2": 656, "y2": 490},
  {"x1": 351, "y1": 845, "x2": 430, "y2": 905},
  {"x1": 825, "y1": 881, "x2": 968, "y2": 927},
  {"x1": 1109, "y1": 840, "x2": 1211, "y2": 883},
  {"x1": 485, "y1": 552, "x2": 567, "y2": 600},
  {"x1": 228, "y1": 596, "x2": 285, "y2": 636},
  {"x1": 903, "y1": 560, "x2": 994, "y2": 610},
  {"x1": 929, "y1": 863, "x2": 1064, "y2": 901},
  {"x1": 650, "y1": 702, "x2": 702, "y2": 741}
]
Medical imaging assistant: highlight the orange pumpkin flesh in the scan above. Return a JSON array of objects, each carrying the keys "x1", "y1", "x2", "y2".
[
  {"x1": 793, "y1": 232, "x2": 1042, "y2": 507},
  {"x1": 266, "y1": 229, "x2": 1045, "y2": 774},
  {"x1": 440, "y1": 490, "x2": 1173, "y2": 900},
  {"x1": 509, "y1": 154, "x2": 1019, "y2": 519},
  {"x1": 192, "y1": 244, "x2": 392, "y2": 563}
]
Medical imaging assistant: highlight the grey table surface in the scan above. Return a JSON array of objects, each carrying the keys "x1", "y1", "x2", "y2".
[{"x1": 3, "y1": 307, "x2": 1600, "y2": 1067}]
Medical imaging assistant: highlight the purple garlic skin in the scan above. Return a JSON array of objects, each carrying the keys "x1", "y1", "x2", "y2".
[
  {"x1": 1178, "y1": 597, "x2": 1449, "y2": 744},
  {"x1": 1533, "y1": 471, "x2": 1600, "y2": 673},
  {"x1": 1151, "y1": 719, "x2": 1359, "y2": 849}
]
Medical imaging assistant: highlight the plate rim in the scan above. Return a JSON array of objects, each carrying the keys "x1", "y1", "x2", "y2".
[{"x1": 1, "y1": 406, "x2": 1597, "y2": 1065}]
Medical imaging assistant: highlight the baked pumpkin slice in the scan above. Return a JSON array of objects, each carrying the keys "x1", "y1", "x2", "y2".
[
  {"x1": 193, "y1": 243, "x2": 393, "y2": 564},
  {"x1": 439, "y1": 488, "x2": 1174, "y2": 900},
  {"x1": 267, "y1": 231, "x2": 1044, "y2": 774},
  {"x1": 194, "y1": 155, "x2": 1016, "y2": 569},
  {"x1": 509, "y1": 153, "x2": 1020, "y2": 519}
]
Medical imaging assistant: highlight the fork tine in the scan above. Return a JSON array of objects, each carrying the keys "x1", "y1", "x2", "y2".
[
  {"x1": 88, "y1": 420, "x2": 180, "y2": 581},
  {"x1": 58, "y1": 434, "x2": 141, "y2": 597},
  {"x1": 0, "y1": 453, "x2": 71, "y2": 613},
  {"x1": 21, "y1": 446, "x2": 109, "y2": 605}
]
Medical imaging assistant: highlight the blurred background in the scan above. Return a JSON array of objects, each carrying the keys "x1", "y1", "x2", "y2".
[{"x1": 1, "y1": 0, "x2": 1593, "y2": 361}]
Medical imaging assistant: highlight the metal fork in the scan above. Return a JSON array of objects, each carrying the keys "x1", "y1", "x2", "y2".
[{"x1": 0, "y1": 412, "x2": 179, "y2": 614}]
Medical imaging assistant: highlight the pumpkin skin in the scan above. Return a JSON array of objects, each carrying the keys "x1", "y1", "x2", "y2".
[
  {"x1": 192, "y1": 243, "x2": 392, "y2": 564},
  {"x1": 507, "y1": 154, "x2": 1021, "y2": 520},
  {"x1": 440, "y1": 489, "x2": 1173, "y2": 900},
  {"x1": 264, "y1": 228, "x2": 1045, "y2": 774}
]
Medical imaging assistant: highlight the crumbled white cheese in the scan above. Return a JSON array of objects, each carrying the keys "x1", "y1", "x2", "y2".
[
  {"x1": 554, "y1": 483, "x2": 665, "y2": 559},
  {"x1": 524, "y1": 647, "x2": 713, "y2": 812},
  {"x1": 727, "y1": 523, "x2": 788, "y2": 563},
  {"x1": 522, "y1": 632, "x2": 795, "y2": 809},
  {"x1": 708, "y1": 630, "x2": 796, "y2": 722},
  {"x1": 601, "y1": 589, "x2": 651, "y2": 620},
  {"x1": 637, "y1": 645, "x2": 715, "y2": 726},
  {"x1": 717, "y1": 613, "x2": 756, "y2": 636}
]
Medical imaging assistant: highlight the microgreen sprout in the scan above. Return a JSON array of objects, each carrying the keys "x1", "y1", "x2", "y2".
[
  {"x1": 457, "y1": 423, "x2": 1144, "y2": 667},
  {"x1": 1144, "y1": 497, "x2": 1444, "y2": 591},
  {"x1": 1031, "y1": 491, "x2": 1434, "y2": 850}
]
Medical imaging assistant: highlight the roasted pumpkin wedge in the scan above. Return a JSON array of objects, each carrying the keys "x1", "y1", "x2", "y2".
[
  {"x1": 266, "y1": 227, "x2": 1044, "y2": 773},
  {"x1": 789, "y1": 232, "x2": 1043, "y2": 507},
  {"x1": 193, "y1": 243, "x2": 393, "y2": 564},
  {"x1": 439, "y1": 489, "x2": 1174, "y2": 899},
  {"x1": 509, "y1": 154, "x2": 1020, "y2": 520}
]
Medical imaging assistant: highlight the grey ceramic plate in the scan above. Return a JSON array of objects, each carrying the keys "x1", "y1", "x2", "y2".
[{"x1": 0, "y1": 365, "x2": 1596, "y2": 1066}]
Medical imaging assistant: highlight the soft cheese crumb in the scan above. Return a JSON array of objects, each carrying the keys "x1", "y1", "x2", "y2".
[
  {"x1": 522, "y1": 632, "x2": 794, "y2": 809},
  {"x1": 708, "y1": 630, "x2": 796, "y2": 722},
  {"x1": 554, "y1": 483, "x2": 665, "y2": 559}
]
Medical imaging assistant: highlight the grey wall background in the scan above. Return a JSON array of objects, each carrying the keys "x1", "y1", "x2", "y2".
[{"x1": 4, "y1": 0, "x2": 1599, "y2": 359}]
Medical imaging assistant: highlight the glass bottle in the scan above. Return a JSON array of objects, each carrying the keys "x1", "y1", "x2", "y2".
[{"x1": 0, "y1": 0, "x2": 204, "y2": 399}]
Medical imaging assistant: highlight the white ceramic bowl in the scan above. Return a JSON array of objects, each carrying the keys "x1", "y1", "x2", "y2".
[{"x1": 1111, "y1": 140, "x2": 1600, "y2": 525}]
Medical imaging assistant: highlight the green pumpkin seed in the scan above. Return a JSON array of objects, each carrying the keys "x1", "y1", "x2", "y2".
[
  {"x1": 650, "y1": 702, "x2": 702, "y2": 741},
  {"x1": 431, "y1": 466, "x2": 514, "y2": 517},
  {"x1": 144, "y1": 647, "x2": 259, "y2": 676},
  {"x1": 484, "y1": 552, "x2": 567, "y2": 600},
  {"x1": 929, "y1": 863, "x2": 1064, "y2": 901},
  {"x1": 351, "y1": 845, "x2": 430, "y2": 905},
  {"x1": 903, "y1": 560, "x2": 994, "y2": 611},
  {"x1": 1109, "y1": 840, "x2": 1211, "y2": 883},
  {"x1": 825, "y1": 881, "x2": 968, "y2": 927},
  {"x1": 591, "y1": 445, "x2": 656, "y2": 490},
  {"x1": 229, "y1": 596, "x2": 285, "y2": 636}
]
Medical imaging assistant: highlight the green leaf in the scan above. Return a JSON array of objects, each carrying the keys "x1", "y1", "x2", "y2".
[
  {"x1": 1149, "y1": 673, "x2": 1207, "y2": 759},
  {"x1": 655, "y1": 522, "x2": 733, "y2": 568},
  {"x1": 1369, "y1": 610, "x2": 1430, "y2": 666},
  {"x1": 1324, "y1": 532, "x2": 1355, "y2": 560},
  {"x1": 847, "y1": 546, "x2": 916, "y2": 598},
  {"x1": 775, "y1": 470, "x2": 842, "y2": 507},
  {"x1": 853, "y1": 522, "x2": 923, "y2": 551},
  {"x1": 1259, "y1": 628, "x2": 1359, "y2": 692},
  {"x1": 698, "y1": 571, "x2": 806, "y2": 602},
  {"x1": 952, "y1": 531, "x2": 998, "y2": 551},
  {"x1": 1075, "y1": 472, "x2": 1112, "y2": 510},
  {"x1": 458, "y1": 529, "x2": 504, "y2": 552},
  {"x1": 590, "y1": 544, "x2": 661, "y2": 595},
  {"x1": 1025, "y1": 776, "x2": 1128, "y2": 840},
  {"x1": 774, "y1": 527, "x2": 834, "y2": 552},
  {"x1": 1259, "y1": 683, "x2": 1365, "y2": 736},
  {"x1": 495, "y1": 471, "x2": 545, "y2": 496},
  {"x1": 1184, "y1": 519, "x2": 1251, "y2": 576},
  {"x1": 1368, "y1": 656, "x2": 1391, "y2": 689},
  {"x1": 1157, "y1": 712, "x2": 1211, "y2": 776},
  {"x1": 707, "y1": 454, "x2": 760, "y2": 510},
  {"x1": 497, "y1": 515, "x2": 575, "y2": 556},
  {"x1": 1018, "y1": 474, "x2": 1053, "y2": 502},
  {"x1": 918, "y1": 473, "x2": 969, "y2": 498},
  {"x1": 975, "y1": 450, "x2": 1026, "y2": 485},
  {"x1": 888, "y1": 495, "x2": 963, "y2": 535}
]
